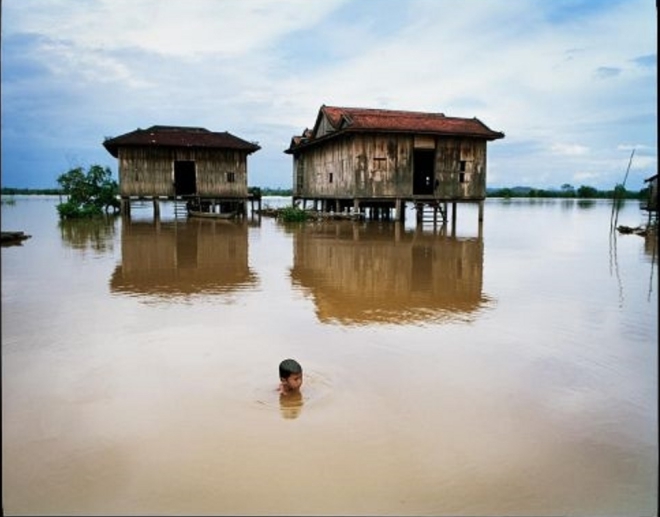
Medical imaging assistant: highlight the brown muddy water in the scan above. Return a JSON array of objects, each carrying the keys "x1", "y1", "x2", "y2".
[{"x1": 1, "y1": 196, "x2": 657, "y2": 516}]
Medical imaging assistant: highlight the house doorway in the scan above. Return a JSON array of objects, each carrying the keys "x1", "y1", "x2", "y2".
[
  {"x1": 174, "y1": 160, "x2": 197, "y2": 196},
  {"x1": 413, "y1": 150, "x2": 435, "y2": 195}
]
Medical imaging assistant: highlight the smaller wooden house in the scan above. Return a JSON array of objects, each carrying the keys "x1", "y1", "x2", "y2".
[
  {"x1": 285, "y1": 105, "x2": 504, "y2": 223},
  {"x1": 103, "y1": 125, "x2": 260, "y2": 217}
]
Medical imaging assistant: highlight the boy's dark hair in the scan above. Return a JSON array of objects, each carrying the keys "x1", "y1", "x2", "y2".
[{"x1": 279, "y1": 358, "x2": 302, "y2": 379}]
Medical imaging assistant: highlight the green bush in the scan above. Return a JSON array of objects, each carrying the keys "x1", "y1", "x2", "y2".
[
  {"x1": 56, "y1": 165, "x2": 119, "y2": 219},
  {"x1": 279, "y1": 206, "x2": 308, "y2": 222},
  {"x1": 56, "y1": 200, "x2": 104, "y2": 219}
]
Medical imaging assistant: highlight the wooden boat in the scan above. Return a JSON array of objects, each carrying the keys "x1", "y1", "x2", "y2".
[
  {"x1": 617, "y1": 224, "x2": 650, "y2": 236},
  {"x1": 187, "y1": 210, "x2": 237, "y2": 220},
  {"x1": 1, "y1": 231, "x2": 32, "y2": 245}
]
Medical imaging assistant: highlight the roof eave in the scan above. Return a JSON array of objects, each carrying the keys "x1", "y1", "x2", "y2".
[
  {"x1": 103, "y1": 141, "x2": 119, "y2": 158},
  {"x1": 103, "y1": 140, "x2": 260, "y2": 156},
  {"x1": 285, "y1": 127, "x2": 504, "y2": 153}
]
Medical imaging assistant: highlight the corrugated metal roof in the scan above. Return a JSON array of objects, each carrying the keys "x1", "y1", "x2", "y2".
[
  {"x1": 286, "y1": 105, "x2": 504, "y2": 153},
  {"x1": 103, "y1": 125, "x2": 260, "y2": 157}
]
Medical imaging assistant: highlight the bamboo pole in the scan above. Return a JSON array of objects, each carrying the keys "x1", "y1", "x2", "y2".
[{"x1": 610, "y1": 148, "x2": 635, "y2": 231}]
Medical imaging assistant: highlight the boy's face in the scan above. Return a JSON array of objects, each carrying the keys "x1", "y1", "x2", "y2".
[{"x1": 281, "y1": 372, "x2": 303, "y2": 393}]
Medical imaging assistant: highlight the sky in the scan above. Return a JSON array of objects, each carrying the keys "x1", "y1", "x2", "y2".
[{"x1": 1, "y1": 0, "x2": 657, "y2": 191}]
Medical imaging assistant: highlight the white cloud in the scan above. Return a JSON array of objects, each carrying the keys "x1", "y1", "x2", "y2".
[
  {"x1": 573, "y1": 171, "x2": 601, "y2": 182},
  {"x1": 550, "y1": 143, "x2": 590, "y2": 156},
  {"x1": 3, "y1": 0, "x2": 348, "y2": 57}
]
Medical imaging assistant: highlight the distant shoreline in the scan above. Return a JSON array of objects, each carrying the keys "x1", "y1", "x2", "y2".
[{"x1": 1, "y1": 185, "x2": 648, "y2": 200}]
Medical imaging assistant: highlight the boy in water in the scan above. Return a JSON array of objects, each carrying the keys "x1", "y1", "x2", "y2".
[{"x1": 278, "y1": 358, "x2": 303, "y2": 395}]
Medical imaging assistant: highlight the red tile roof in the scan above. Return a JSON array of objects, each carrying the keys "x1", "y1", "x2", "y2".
[
  {"x1": 286, "y1": 105, "x2": 504, "y2": 153},
  {"x1": 103, "y1": 125, "x2": 260, "y2": 157}
]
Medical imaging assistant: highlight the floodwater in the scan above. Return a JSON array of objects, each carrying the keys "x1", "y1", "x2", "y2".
[{"x1": 1, "y1": 196, "x2": 657, "y2": 516}]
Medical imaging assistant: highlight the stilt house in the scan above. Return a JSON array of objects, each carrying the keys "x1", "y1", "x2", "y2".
[
  {"x1": 285, "y1": 105, "x2": 504, "y2": 223},
  {"x1": 103, "y1": 125, "x2": 260, "y2": 216}
]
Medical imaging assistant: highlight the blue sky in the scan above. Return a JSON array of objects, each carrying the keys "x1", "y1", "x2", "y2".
[{"x1": 1, "y1": 0, "x2": 657, "y2": 190}]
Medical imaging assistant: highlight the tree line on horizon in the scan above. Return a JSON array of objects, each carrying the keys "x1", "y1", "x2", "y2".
[
  {"x1": 487, "y1": 183, "x2": 648, "y2": 200},
  {"x1": 2, "y1": 184, "x2": 649, "y2": 200}
]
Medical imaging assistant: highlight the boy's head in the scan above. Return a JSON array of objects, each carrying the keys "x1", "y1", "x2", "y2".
[{"x1": 279, "y1": 358, "x2": 303, "y2": 393}]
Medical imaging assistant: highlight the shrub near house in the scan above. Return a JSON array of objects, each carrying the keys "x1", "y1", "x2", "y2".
[{"x1": 56, "y1": 165, "x2": 120, "y2": 219}]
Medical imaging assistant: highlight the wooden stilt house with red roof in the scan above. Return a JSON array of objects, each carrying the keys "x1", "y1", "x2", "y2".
[
  {"x1": 103, "y1": 125, "x2": 260, "y2": 217},
  {"x1": 285, "y1": 105, "x2": 504, "y2": 223}
]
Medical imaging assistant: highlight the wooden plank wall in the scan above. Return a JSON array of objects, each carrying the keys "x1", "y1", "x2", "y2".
[
  {"x1": 294, "y1": 134, "x2": 412, "y2": 198},
  {"x1": 118, "y1": 147, "x2": 249, "y2": 197},
  {"x1": 293, "y1": 133, "x2": 488, "y2": 200},
  {"x1": 434, "y1": 138, "x2": 487, "y2": 199}
]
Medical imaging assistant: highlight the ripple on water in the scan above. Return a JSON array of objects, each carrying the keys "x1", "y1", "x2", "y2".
[{"x1": 253, "y1": 369, "x2": 333, "y2": 418}]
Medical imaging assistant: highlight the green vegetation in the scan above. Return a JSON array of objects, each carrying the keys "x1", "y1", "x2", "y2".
[
  {"x1": 55, "y1": 165, "x2": 120, "y2": 219},
  {"x1": 279, "y1": 206, "x2": 309, "y2": 222},
  {"x1": 3, "y1": 183, "x2": 648, "y2": 202},
  {"x1": 253, "y1": 187, "x2": 293, "y2": 196},
  {"x1": 487, "y1": 184, "x2": 648, "y2": 200},
  {"x1": 1, "y1": 187, "x2": 62, "y2": 195}
]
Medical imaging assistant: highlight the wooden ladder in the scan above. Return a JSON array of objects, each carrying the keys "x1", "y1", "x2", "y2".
[
  {"x1": 416, "y1": 202, "x2": 447, "y2": 225},
  {"x1": 174, "y1": 200, "x2": 189, "y2": 219}
]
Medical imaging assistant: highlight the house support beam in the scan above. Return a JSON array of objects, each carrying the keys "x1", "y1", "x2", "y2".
[{"x1": 121, "y1": 198, "x2": 131, "y2": 217}]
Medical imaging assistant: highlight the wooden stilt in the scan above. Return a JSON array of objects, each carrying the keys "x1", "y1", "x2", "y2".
[{"x1": 121, "y1": 198, "x2": 131, "y2": 217}]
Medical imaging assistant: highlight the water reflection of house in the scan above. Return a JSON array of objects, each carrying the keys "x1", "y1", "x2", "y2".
[
  {"x1": 290, "y1": 222, "x2": 490, "y2": 325},
  {"x1": 110, "y1": 219, "x2": 258, "y2": 299}
]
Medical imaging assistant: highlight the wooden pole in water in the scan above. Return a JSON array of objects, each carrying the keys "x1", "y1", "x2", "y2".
[{"x1": 611, "y1": 148, "x2": 635, "y2": 231}]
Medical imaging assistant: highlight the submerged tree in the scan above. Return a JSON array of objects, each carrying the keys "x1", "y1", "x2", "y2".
[
  {"x1": 577, "y1": 185, "x2": 599, "y2": 198},
  {"x1": 56, "y1": 165, "x2": 120, "y2": 219}
]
